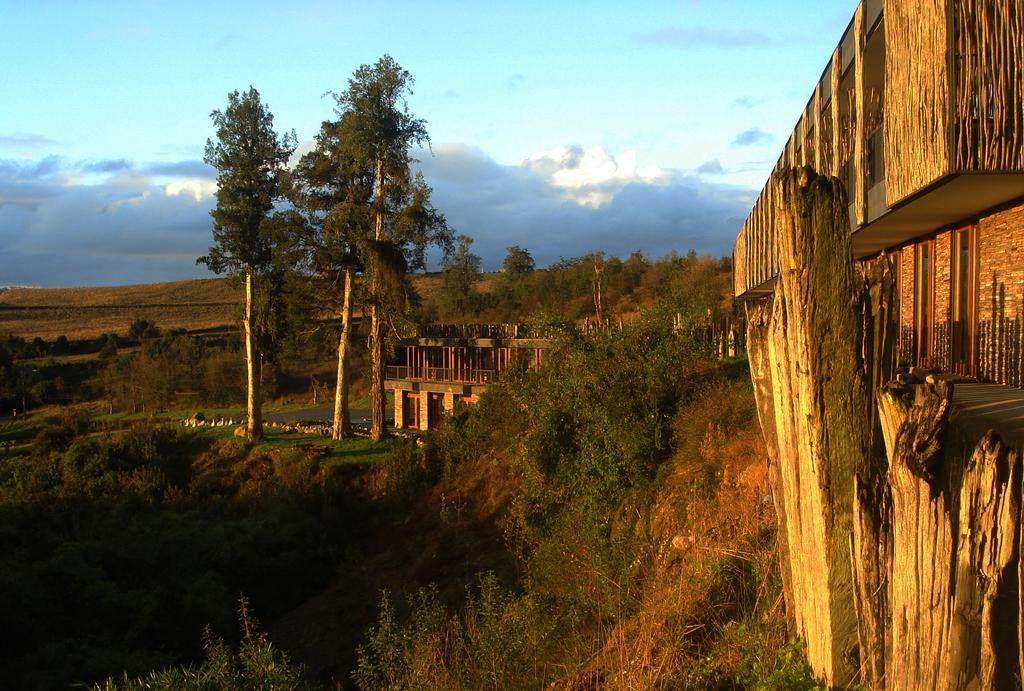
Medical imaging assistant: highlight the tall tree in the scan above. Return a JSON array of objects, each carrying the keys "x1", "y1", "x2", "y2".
[
  {"x1": 332, "y1": 55, "x2": 453, "y2": 440},
  {"x1": 440, "y1": 235, "x2": 483, "y2": 319},
  {"x1": 199, "y1": 87, "x2": 295, "y2": 442},
  {"x1": 286, "y1": 114, "x2": 372, "y2": 440},
  {"x1": 501, "y1": 245, "x2": 535, "y2": 277},
  {"x1": 496, "y1": 245, "x2": 535, "y2": 305}
]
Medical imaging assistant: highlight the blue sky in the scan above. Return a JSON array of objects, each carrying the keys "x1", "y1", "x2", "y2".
[{"x1": 0, "y1": 0, "x2": 857, "y2": 286}]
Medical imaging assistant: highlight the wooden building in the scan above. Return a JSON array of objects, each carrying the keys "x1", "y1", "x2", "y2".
[
  {"x1": 733, "y1": 0, "x2": 1024, "y2": 385},
  {"x1": 386, "y1": 324, "x2": 549, "y2": 431}
]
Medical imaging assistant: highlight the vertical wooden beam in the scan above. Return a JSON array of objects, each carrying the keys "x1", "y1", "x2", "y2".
[
  {"x1": 854, "y1": 3, "x2": 866, "y2": 226},
  {"x1": 814, "y1": 82, "x2": 824, "y2": 172},
  {"x1": 831, "y1": 47, "x2": 842, "y2": 178},
  {"x1": 799, "y1": 116, "x2": 808, "y2": 167}
]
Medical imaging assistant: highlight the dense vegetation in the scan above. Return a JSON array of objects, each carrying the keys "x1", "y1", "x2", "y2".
[
  {"x1": 350, "y1": 308, "x2": 813, "y2": 689},
  {"x1": 0, "y1": 253, "x2": 808, "y2": 689},
  {"x1": 425, "y1": 244, "x2": 734, "y2": 324},
  {"x1": 0, "y1": 415, "x2": 384, "y2": 688}
]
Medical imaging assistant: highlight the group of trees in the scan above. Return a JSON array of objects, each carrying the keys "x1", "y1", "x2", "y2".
[
  {"x1": 100, "y1": 334, "x2": 244, "y2": 414},
  {"x1": 201, "y1": 56, "x2": 452, "y2": 443},
  {"x1": 430, "y1": 245, "x2": 733, "y2": 325}
]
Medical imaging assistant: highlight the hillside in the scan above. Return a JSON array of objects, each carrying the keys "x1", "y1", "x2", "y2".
[{"x1": 0, "y1": 275, "x2": 445, "y2": 340}]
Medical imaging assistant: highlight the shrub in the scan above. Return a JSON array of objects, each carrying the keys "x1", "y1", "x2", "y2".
[
  {"x1": 96, "y1": 598, "x2": 305, "y2": 691},
  {"x1": 33, "y1": 408, "x2": 91, "y2": 455}
]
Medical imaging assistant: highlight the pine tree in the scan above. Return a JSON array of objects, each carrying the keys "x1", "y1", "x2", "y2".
[{"x1": 198, "y1": 87, "x2": 295, "y2": 442}]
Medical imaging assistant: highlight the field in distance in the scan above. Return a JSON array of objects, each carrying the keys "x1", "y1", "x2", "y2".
[
  {"x1": 0, "y1": 275, "x2": 444, "y2": 340},
  {"x1": 0, "y1": 278, "x2": 240, "y2": 340}
]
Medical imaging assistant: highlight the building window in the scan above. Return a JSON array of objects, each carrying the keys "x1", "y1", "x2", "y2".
[
  {"x1": 951, "y1": 226, "x2": 977, "y2": 376},
  {"x1": 915, "y1": 239, "x2": 935, "y2": 367}
]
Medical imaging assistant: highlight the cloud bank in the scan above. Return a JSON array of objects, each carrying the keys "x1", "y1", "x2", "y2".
[
  {"x1": 415, "y1": 144, "x2": 753, "y2": 269},
  {"x1": 0, "y1": 146, "x2": 753, "y2": 286},
  {"x1": 0, "y1": 157, "x2": 218, "y2": 286}
]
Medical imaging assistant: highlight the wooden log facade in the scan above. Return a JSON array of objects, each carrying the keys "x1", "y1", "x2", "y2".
[
  {"x1": 734, "y1": 0, "x2": 1024, "y2": 388},
  {"x1": 736, "y1": 3, "x2": 1024, "y2": 687}
]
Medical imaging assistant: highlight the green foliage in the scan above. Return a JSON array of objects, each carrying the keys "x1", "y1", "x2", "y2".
[
  {"x1": 417, "y1": 249, "x2": 734, "y2": 325},
  {"x1": 0, "y1": 422, "x2": 373, "y2": 689},
  {"x1": 101, "y1": 335, "x2": 245, "y2": 413},
  {"x1": 438, "y1": 235, "x2": 488, "y2": 319},
  {"x1": 680, "y1": 626, "x2": 821, "y2": 690},
  {"x1": 330, "y1": 55, "x2": 453, "y2": 271},
  {"x1": 354, "y1": 574, "x2": 545, "y2": 691},
  {"x1": 199, "y1": 87, "x2": 296, "y2": 277},
  {"x1": 32, "y1": 408, "x2": 91, "y2": 455},
  {"x1": 96, "y1": 597, "x2": 306, "y2": 691},
  {"x1": 501, "y1": 245, "x2": 535, "y2": 277}
]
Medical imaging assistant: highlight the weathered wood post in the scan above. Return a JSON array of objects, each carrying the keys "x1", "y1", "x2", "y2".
[
  {"x1": 877, "y1": 377, "x2": 1022, "y2": 690},
  {"x1": 744, "y1": 167, "x2": 869, "y2": 686},
  {"x1": 850, "y1": 256, "x2": 898, "y2": 688}
]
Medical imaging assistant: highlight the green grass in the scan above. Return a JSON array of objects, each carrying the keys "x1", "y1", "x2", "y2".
[
  {"x1": 0, "y1": 417, "x2": 38, "y2": 443},
  {"x1": 195, "y1": 425, "x2": 397, "y2": 465}
]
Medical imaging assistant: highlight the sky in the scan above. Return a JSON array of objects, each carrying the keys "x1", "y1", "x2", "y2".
[{"x1": 0, "y1": 0, "x2": 858, "y2": 287}]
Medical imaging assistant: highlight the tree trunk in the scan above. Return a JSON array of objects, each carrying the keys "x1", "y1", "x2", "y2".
[
  {"x1": 878, "y1": 378, "x2": 1022, "y2": 690},
  {"x1": 332, "y1": 269, "x2": 353, "y2": 441},
  {"x1": 370, "y1": 158, "x2": 388, "y2": 441},
  {"x1": 244, "y1": 268, "x2": 263, "y2": 442},
  {"x1": 744, "y1": 298, "x2": 797, "y2": 632}
]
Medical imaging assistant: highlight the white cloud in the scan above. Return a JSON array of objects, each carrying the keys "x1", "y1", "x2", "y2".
[
  {"x1": 164, "y1": 178, "x2": 217, "y2": 202},
  {"x1": 521, "y1": 145, "x2": 671, "y2": 207},
  {"x1": 416, "y1": 144, "x2": 754, "y2": 269}
]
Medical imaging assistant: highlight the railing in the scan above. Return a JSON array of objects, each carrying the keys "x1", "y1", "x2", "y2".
[
  {"x1": 416, "y1": 323, "x2": 563, "y2": 340},
  {"x1": 386, "y1": 366, "x2": 497, "y2": 385},
  {"x1": 683, "y1": 315, "x2": 747, "y2": 359}
]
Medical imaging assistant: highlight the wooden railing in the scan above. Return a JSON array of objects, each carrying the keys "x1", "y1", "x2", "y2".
[
  {"x1": 386, "y1": 365, "x2": 497, "y2": 385},
  {"x1": 416, "y1": 323, "x2": 563, "y2": 340}
]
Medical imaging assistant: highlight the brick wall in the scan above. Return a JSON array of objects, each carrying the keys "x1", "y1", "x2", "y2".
[
  {"x1": 978, "y1": 200, "x2": 1024, "y2": 385},
  {"x1": 934, "y1": 230, "x2": 952, "y2": 371},
  {"x1": 879, "y1": 198, "x2": 1024, "y2": 385},
  {"x1": 899, "y1": 244, "x2": 916, "y2": 366}
]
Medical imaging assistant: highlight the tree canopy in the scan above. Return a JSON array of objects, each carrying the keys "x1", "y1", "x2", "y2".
[{"x1": 199, "y1": 87, "x2": 296, "y2": 276}]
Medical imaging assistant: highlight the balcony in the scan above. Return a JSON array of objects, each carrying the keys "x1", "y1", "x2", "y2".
[
  {"x1": 414, "y1": 322, "x2": 564, "y2": 342},
  {"x1": 386, "y1": 365, "x2": 497, "y2": 386},
  {"x1": 733, "y1": 0, "x2": 1024, "y2": 299}
]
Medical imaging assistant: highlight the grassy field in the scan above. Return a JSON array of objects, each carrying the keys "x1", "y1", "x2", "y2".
[
  {"x1": 0, "y1": 275, "x2": 444, "y2": 340},
  {"x1": 0, "y1": 278, "x2": 241, "y2": 339},
  {"x1": 2, "y1": 402, "x2": 399, "y2": 466}
]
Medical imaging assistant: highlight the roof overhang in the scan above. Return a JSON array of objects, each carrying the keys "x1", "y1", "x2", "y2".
[{"x1": 852, "y1": 173, "x2": 1024, "y2": 258}]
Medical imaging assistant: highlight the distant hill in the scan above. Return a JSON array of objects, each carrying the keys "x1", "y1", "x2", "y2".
[{"x1": 0, "y1": 275, "x2": 443, "y2": 340}]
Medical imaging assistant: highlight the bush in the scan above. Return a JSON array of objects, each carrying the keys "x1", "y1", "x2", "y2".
[
  {"x1": 128, "y1": 319, "x2": 161, "y2": 341},
  {"x1": 354, "y1": 574, "x2": 545, "y2": 691},
  {"x1": 96, "y1": 598, "x2": 305, "y2": 691},
  {"x1": 0, "y1": 423, "x2": 370, "y2": 689},
  {"x1": 98, "y1": 333, "x2": 119, "y2": 360},
  {"x1": 33, "y1": 408, "x2": 91, "y2": 455}
]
